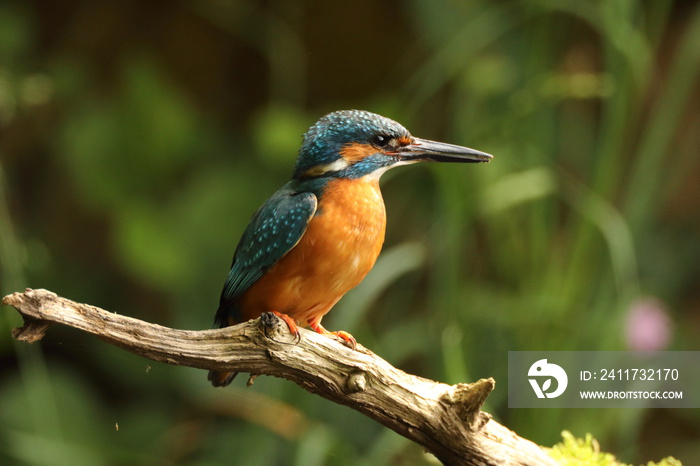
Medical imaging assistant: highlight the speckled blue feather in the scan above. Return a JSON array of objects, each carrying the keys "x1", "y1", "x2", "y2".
[
  {"x1": 293, "y1": 110, "x2": 410, "y2": 179},
  {"x1": 215, "y1": 180, "x2": 319, "y2": 326}
]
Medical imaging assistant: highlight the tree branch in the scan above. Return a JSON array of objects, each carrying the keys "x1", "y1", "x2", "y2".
[{"x1": 3, "y1": 288, "x2": 556, "y2": 466}]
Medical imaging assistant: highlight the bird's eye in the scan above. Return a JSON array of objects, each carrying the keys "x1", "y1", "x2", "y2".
[{"x1": 373, "y1": 135, "x2": 393, "y2": 147}]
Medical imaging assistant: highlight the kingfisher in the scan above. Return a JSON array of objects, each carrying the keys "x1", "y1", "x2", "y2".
[{"x1": 208, "y1": 110, "x2": 492, "y2": 387}]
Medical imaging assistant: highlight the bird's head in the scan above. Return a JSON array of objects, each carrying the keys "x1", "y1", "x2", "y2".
[{"x1": 293, "y1": 110, "x2": 492, "y2": 180}]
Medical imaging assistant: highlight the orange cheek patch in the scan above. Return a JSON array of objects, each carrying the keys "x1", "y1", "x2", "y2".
[
  {"x1": 397, "y1": 136, "x2": 413, "y2": 146},
  {"x1": 340, "y1": 143, "x2": 379, "y2": 163}
]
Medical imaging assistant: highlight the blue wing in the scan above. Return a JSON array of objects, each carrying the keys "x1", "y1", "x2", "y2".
[{"x1": 214, "y1": 183, "x2": 318, "y2": 327}]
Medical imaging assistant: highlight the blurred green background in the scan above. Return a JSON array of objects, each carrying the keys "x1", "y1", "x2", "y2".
[{"x1": 1, "y1": 1, "x2": 699, "y2": 464}]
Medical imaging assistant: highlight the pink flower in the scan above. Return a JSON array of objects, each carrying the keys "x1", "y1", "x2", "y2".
[{"x1": 625, "y1": 298, "x2": 672, "y2": 351}]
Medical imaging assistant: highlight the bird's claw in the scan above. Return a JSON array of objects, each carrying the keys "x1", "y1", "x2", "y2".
[
  {"x1": 309, "y1": 322, "x2": 357, "y2": 349},
  {"x1": 331, "y1": 330, "x2": 357, "y2": 349},
  {"x1": 264, "y1": 310, "x2": 301, "y2": 344}
]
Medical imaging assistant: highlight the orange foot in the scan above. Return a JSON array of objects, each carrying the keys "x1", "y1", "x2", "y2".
[
  {"x1": 309, "y1": 322, "x2": 357, "y2": 349},
  {"x1": 270, "y1": 310, "x2": 301, "y2": 343}
]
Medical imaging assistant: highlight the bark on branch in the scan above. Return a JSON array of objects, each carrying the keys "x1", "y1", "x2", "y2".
[{"x1": 3, "y1": 288, "x2": 556, "y2": 466}]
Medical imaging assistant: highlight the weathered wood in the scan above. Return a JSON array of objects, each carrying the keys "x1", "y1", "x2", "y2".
[{"x1": 3, "y1": 288, "x2": 556, "y2": 466}]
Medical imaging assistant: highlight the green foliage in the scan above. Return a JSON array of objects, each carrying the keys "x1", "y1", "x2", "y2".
[
  {"x1": 549, "y1": 431, "x2": 682, "y2": 466},
  {"x1": 1, "y1": 0, "x2": 699, "y2": 464},
  {"x1": 549, "y1": 431, "x2": 624, "y2": 465}
]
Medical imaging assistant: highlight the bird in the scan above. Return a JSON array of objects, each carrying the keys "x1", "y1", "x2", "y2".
[{"x1": 208, "y1": 109, "x2": 492, "y2": 387}]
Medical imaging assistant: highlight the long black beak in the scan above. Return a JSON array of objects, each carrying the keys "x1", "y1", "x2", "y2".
[{"x1": 396, "y1": 137, "x2": 493, "y2": 163}]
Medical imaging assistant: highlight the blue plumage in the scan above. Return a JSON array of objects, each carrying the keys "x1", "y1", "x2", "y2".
[
  {"x1": 215, "y1": 183, "x2": 317, "y2": 327},
  {"x1": 293, "y1": 110, "x2": 410, "y2": 179}
]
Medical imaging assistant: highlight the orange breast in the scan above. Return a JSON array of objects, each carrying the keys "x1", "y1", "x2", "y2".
[{"x1": 238, "y1": 177, "x2": 386, "y2": 326}]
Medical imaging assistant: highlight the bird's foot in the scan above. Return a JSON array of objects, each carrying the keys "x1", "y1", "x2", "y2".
[
  {"x1": 270, "y1": 310, "x2": 301, "y2": 343},
  {"x1": 309, "y1": 322, "x2": 357, "y2": 349},
  {"x1": 331, "y1": 330, "x2": 357, "y2": 349}
]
